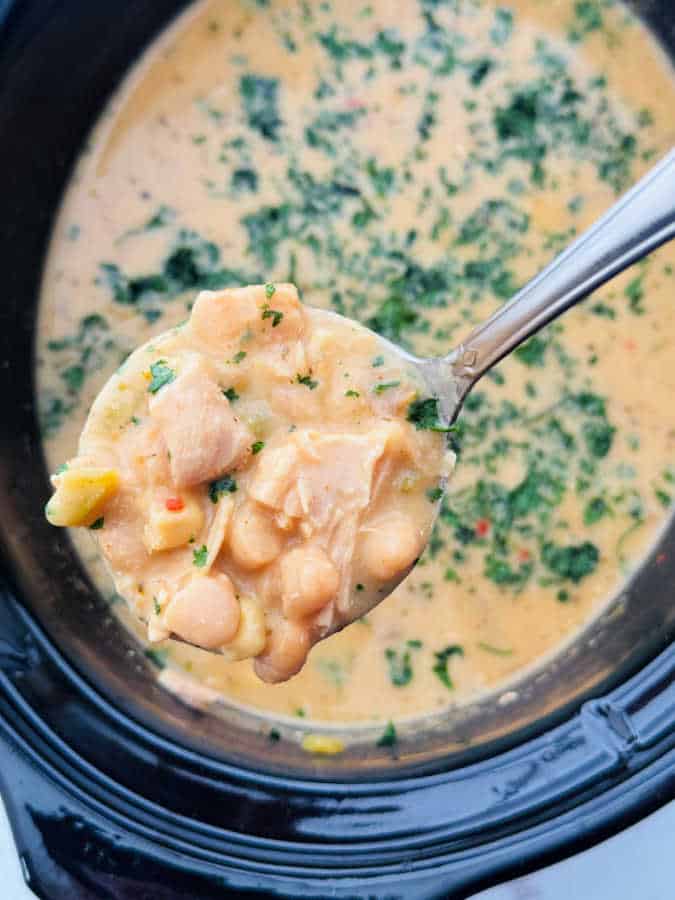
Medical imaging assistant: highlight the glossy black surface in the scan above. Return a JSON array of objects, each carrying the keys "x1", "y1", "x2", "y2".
[{"x1": 1, "y1": 1, "x2": 675, "y2": 897}]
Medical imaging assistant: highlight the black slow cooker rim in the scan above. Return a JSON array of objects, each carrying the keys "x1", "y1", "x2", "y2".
[{"x1": 1, "y1": 583, "x2": 675, "y2": 897}]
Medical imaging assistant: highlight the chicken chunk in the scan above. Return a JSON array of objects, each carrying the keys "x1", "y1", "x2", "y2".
[
  {"x1": 149, "y1": 355, "x2": 251, "y2": 488},
  {"x1": 190, "y1": 283, "x2": 306, "y2": 351}
]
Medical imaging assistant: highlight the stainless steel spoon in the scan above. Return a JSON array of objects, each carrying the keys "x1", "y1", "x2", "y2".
[{"x1": 401, "y1": 147, "x2": 675, "y2": 426}]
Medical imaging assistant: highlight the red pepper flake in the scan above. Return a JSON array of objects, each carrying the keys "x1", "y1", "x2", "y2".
[
  {"x1": 657, "y1": 553, "x2": 667, "y2": 566},
  {"x1": 624, "y1": 339, "x2": 637, "y2": 351},
  {"x1": 165, "y1": 497, "x2": 184, "y2": 512},
  {"x1": 518, "y1": 548, "x2": 531, "y2": 562},
  {"x1": 476, "y1": 518, "x2": 490, "y2": 537}
]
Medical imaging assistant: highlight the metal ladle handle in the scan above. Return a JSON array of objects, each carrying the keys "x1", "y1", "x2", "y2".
[{"x1": 447, "y1": 147, "x2": 675, "y2": 409}]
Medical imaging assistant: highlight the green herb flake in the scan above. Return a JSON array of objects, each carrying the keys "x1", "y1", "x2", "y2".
[
  {"x1": 251, "y1": 441, "x2": 266, "y2": 455},
  {"x1": 432, "y1": 645, "x2": 464, "y2": 689},
  {"x1": 223, "y1": 387, "x2": 239, "y2": 403},
  {"x1": 407, "y1": 397, "x2": 451, "y2": 432},
  {"x1": 268, "y1": 728, "x2": 281, "y2": 743},
  {"x1": 192, "y1": 545, "x2": 208, "y2": 567},
  {"x1": 153, "y1": 597, "x2": 162, "y2": 615},
  {"x1": 209, "y1": 476, "x2": 238, "y2": 503},
  {"x1": 89, "y1": 517, "x2": 105, "y2": 530},
  {"x1": 374, "y1": 380, "x2": 401, "y2": 394},
  {"x1": 541, "y1": 540, "x2": 599, "y2": 583},
  {"x1": 477, "y1": 642, "x2": 513, "y2": 656},
  {"x1": 147, "y1": 360, "x2": 176, "y2": 394},
  {"x1": 55, "y1": 463, "x2": 69, "y2": 475},
  {"x1": 372, "y1": 355, "x2": 385, "y2": 367},
  {"x1": 262, "y1": 304, "x2": 284, "y2": 327},
  {"x1": 296, "y1": 372, "x2": 319, "y2": 390},
  {"x1": 426, "y1": 486, "x2": 443, "y2": 502},
  {"x1": 583, "y1": 421, "x2": 615, "y2": 459},
  {"x1": 655, "y1": 488, "x2": 671, "y2": 509},
  {"x1": 345, "y1": 389, "x2": 360, "y2": 397},
  {"x1": 385, "y1": 647, "x2": 413, "y2": 687},
  {"x1": 514, "y1": 337, "x2": 547, "y2": 367},
  {"x1": 265, "y1": 282, "x2": 276, "y2": 298},
  {"x1": 144, "y1": 648, "x2": 168, "y2": 669},
  {"x1": 231, "y1": 351, "x2": 247, "y2": 364},
  {"x1": 584, "y1": 496, "x2": 610, "y2": 525},
  {"x1": 376, "y1": 721, "x2": 398, "y2": 748},
  {"x1": 240, "y1": 74, "x2": 282, "y2": 141}
]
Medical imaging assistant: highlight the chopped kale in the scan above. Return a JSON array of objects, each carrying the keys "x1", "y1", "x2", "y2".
[
  {"x1": 654, "y1": 488, "x2": 671, "y2": 509},
  {"x1": 468, "y1": 57, "x2": 494, "y2": 87},
  {"x1": 366, "y1": 157, "x2": 395, "y2": 196},
  {"x1": 262, "y1": 304, "x2": 284, "y2": 327},
  {"x1": 192, "y1": 545, "x2": 208, "y2": 567},
  {"x1": 208, "y1": 476, "x2": 237, "y2": 503},
  {"x1": 432, "y1": 644, "x2": 463, "y2": 689},
  {"x1": 625, "y1": 271, "x2": 645, "y2": 315},
  {"x1": 376, "y1": 721, "x2": 398, "y2": 747},
  {"x1": 42, "y1": 314, "x2": 117, "y2": 435},
  {"x1": 144, "y1": 648, "x2": 168, "y2": 669},
  {"x1": 484, "y1": 554, "x2": 533, "y2": 588},
  {"x1": 406, "y1": 397, "x2": 451, "y2": 432},
  {"x1": 515, "y1": 336, "x2": 547, "y2": 367},
  {"x1": 147, "y1": 360, "x2": 176, "y2": 394},
  {"x1": 477, "y1": 641, "x2": 513, "y2": 656},
  {"x1": 296, "y1": 372, "x2": 319, "y2": 389},
  {"x1": 373, "y1": 380, "x2": 401, "y2": 394},
  {"x1": 582, "y1": 420, "x2": 615, "y2": 458},
  {"x1": 457, "y1": 198, "x2": 529, "y2": 245},
  {"x1": 367, "y1": 295, "x2": 418, "y2": 342},
  {"x1": 541, "y1": 540, "x2": 599, "y2": 582},
  {"x1": 230, "y1": 168, "x2": 259, "y2": 193},
  {"x1": 305, "y1": 108, "x2": 366, "y2": 156},
  {"x1": 240, "y1": 75, "x2": 283, "y2": 141},
  {"x1": 490, "y1": 8, "x2": 514, "y2": 45},
  {"x1": 99, "y1": 230, "x2": 258, "y2": 319},
  {"x1": 318, "y1": 25, "x2": 373, "y2": 64},
  {"x1": 584, "y1": 496, "x2": 610, "y2": 524},
  {"x1": 385, "y1": 646, "x2": 414, "y2": 687},
  {"x1": 568, "y1": 0, "x2": 605, "y2": 44}
]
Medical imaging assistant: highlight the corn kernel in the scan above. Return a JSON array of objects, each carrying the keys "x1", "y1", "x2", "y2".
[
  {"x1": 301, "y1": 734, "x2": 345, "y2": 755},
  {"x1": 45, "y1": 467, "x2": 120, "y2": 527}
]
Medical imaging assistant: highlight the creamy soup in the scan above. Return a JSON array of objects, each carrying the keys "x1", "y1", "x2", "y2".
[
  {"x1": 37, "y1": 0, "x2": 675, "y2": 732},
  {"x1": 45, "y1": 283, "x2": 448, "y2": 683}
]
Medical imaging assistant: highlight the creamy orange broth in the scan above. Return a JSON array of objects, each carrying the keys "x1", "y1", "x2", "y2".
[{"x1": 37, "y1": 0, "x2": 675, "y2": 729}]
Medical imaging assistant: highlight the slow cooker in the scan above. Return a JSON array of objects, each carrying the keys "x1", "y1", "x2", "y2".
[{"x1": 1, "y1": 1, "x2": 675, "y2": 897}]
